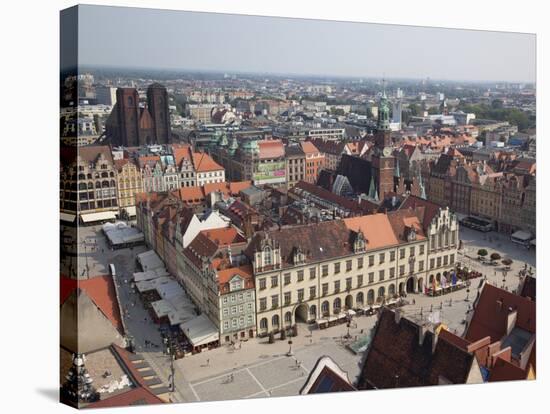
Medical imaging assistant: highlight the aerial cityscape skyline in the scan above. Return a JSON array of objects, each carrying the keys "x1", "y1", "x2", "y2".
[{"x1": 60, "y1": 4, "x2": 536, "y2": 409}]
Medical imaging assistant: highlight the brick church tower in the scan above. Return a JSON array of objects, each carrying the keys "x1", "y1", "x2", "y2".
[
  {"x1": 371, "y1": 87, "x2": 395, "y2": 200},
  {"x1": 113, "y1": 88, "x2": 141, "y2": 147},
  {"x1": 147, "y1": 83, "x2": 171, "y2": 144}
]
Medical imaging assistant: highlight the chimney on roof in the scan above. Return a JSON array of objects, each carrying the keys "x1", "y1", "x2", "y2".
[
  {"x1": 496, "y1": 298, "x2": 504, "y2": 312},
  {"x1": 506, "y1": 308, "x2": 518, "y2": 336}
]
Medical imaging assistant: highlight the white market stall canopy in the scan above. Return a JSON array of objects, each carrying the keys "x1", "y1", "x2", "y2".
[
  {"x1": 133, "y1": 268, "x2": 170, "y2": 283},
  {"x1": 136, "y1": 250, "x2": 165, "y2": 272},
  {"x1": 124, "y1": 206, "x2": 137, "y2": 217},
  {"x1": 179, "y1": 314, "x2": 219, "y2": 347},
  {"x1": 135, "y1": 276, "x2": 173, "y2": 292},
  {"x1": 511, "y1": 230, "x2": 533, "y2": 242},
  {"x1": 103, "y1": 221, "x2": 144, "y2": 246},
  {"x1": 80, "y1": 211, "x2": 117, "y2": 223},
  {"x1": 60, "y1": 212, "x2": 76, "y2": 223}
]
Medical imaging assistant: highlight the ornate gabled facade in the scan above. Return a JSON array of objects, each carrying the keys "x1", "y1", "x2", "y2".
[
  {"x1": 425, "y1": 206, "x2": 459, "y2": 288},
  {"x1": 60, "y1": 146, "x2": 119, "y2": 219},
  {"x1": 114, "y1": 158, "x2": 143, "y2": 217},
  {"x1": 245, "y1": 207, "x2": 457, "y2": 337}
]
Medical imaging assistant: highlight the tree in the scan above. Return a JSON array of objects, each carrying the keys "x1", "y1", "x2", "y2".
[
  {"x1": 477, "y1": 249, "x2": 488, "y2": 259},
  {"x1": 490, "y1": 252, "x2": 501, "y2": 263},
  {"x1": 502, "y1": 258, "x2": 513, "y2": 268},
  {"x1": 408, "y1": 103, "x2": 421, "y2": 117}
]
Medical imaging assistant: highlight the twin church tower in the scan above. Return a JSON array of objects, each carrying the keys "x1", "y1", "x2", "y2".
[{"x1": 105, "y1": 83, "x2": 172, "y2": 147}]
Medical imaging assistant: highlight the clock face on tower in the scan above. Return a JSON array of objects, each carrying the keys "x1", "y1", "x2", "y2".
[{"x1": 383, "y1": 147, "x2": 392, "y2": 157}]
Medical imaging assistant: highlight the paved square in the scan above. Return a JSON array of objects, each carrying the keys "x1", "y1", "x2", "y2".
[
  {"x1": 191, "y1": 368, "x2": 263, "y2": 402},
  {"x1": 248, "y1": 356, "x2": 308, "y2": 390}
]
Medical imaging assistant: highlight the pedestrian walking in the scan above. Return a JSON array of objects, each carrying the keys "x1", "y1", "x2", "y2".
[{"x1": 206, "y1": 359, "x2": 210, "y2": 367}]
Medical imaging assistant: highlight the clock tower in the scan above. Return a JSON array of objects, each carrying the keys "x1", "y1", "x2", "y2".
[{"x1": 371, "y1": 87, "x2": 395, "y2": 200}]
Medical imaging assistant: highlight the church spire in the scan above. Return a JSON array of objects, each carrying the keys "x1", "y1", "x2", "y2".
[
  {"x1": 418, "y1": 172, "x2": 427, "y2": 200},
  {"x1": 377, "y1": 78, "x2": 390, "y2": 132},
  {"x1": 368, "y1": 173, "x2": 379, "y2": 201}
]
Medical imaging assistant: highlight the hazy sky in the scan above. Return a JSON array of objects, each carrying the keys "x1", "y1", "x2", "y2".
[{"x1": 75, "y1": 5, "x2": 536, "y2": 82}]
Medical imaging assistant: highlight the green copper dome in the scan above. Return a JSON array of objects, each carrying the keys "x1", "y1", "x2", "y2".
[
  {"x1": 228, "y1": 136, "x2": 239, "y2": 154},
  {"x1": 218, "y1": 131, "x2": 228, "y2": 147}
]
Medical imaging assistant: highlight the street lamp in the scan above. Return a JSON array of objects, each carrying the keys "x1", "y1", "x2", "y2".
[
  {"x1": 344, "y1": 320, "x2": 352, "y2": 340},
  {"x1": 163, "y1": 337, "x2": 176, "y2": 392},
  {"x1": 287, "y1": 339, "x2": 293, "y2": 356},
  {"x1": 81, "y1": 238, "x2": 90, "y2": 278}
]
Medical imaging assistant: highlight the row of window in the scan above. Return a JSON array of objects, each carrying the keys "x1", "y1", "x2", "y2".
[
  {"x1": 429, "y1": 254, "x2": 455, "y2": 269},
  {"x1": 223, "y1": 314, "x2": 254, "y2": 330},
  {"x1": 222, "y1": 302, "x2": 254, "y2": 316},
  {"x1": 429, "y1": 230, "x2": 457, "y2": 250},
  {"x1": 221, "y1": 290, "x2": 253, "y2": 304},
  {"x1": 258, "y1": 289, "x2": 389, "y2": 329},
  {"x1": 259, "y1": 271, "x2": 403, "y2": 311},
  {"x1": 259, "y1": 248, "x2": 429, "y2": 288}
]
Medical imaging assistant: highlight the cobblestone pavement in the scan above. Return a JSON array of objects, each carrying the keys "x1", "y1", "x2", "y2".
[{"x1": 75, "y1": 224, "x2": 536, "y2": 403}]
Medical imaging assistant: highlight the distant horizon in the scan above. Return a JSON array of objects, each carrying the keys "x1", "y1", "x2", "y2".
[
  {"x1": 79, "y1": 64, "x2": 536, "y2": 86},
  {"x1": 72, "y1": 5, "x2": 536, "y2": 84}
]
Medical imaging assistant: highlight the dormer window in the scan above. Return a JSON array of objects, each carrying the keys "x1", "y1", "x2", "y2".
[
  {"x1": 264, "y1": 247, "x2": 272, "y2": 266},
  {"x1": 230, "y1": 276, "x2": 242, "y2": 292},
  {"x1": 354, "y1": 229, "x2": 366, "y2": 253},
  {"x1": 293, "y1": 247, "x2": 306, "y2": 265},
  {"x1": 406, "y1": 227, "x2": 417, "y2": 242}
]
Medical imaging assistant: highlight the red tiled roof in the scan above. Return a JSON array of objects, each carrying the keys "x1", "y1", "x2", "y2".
[
  {"x1": 465, "y1": 283, "x2": 536, "y2": 343},
  {"x1": 488, "y1": 356, "x2": 528, "y2": 382},
  {"x1": 192, "y1": 152, "x2": 223, "y2": 172},
  {"x1": 217, "y1": 265, "x2": 254, "y2": 286},
  {"x1": 138, "y1": 155, "x2": 161, "y2": 169},
  {"x1": 399, "y1": 195, "x2": 442, "y2": 229},
  {"x1": 301, "y1": 141, "x2": 321, "y2": 155},
  {"x1": 77, "y1": 145, "x2": 114, "y2": 165},
  {"x1": 258, "y1": 139, "x2": 284, "y2": 159},
  {"x1": 357, "y1": 308, "x2": 475, "y2": 389},
  {"x1": 87, "y1": 387, "x2": 163, "y2": 408},
  {"x1": 60, "y1": 275, "x2": 124, "y2": 333},
  {"x1": 200, "y1": 227, "x2": 246, "y2": 247},
  {"x1": 343, "y1": 214, "x2": 400, "y2": 250},
  {"x1": 172, "y1": 144, "x2": 192, "y2": 166}
]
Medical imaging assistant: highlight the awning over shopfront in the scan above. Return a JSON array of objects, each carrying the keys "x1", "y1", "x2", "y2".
[
  {"x1": 135, "y1": 276, "x2": 172, "y2": 292},
  {"x1": 511, "y1": 230, "x2": 533, "y2": 241},
  {"x1": 123, "y1": 206, "x2": 137, "y2": 217},
  {"x1": 103, "y1": 221, "x2": 144, "y2": 246},
  {"x1": 60, "y1": 212, "x2": 76, "y2": 223},
  {"x1": 80, "y1": 211, "x2": 117, "y2": 223},
  {"x1": 179, "y1": 314, "x2": 219, "y2": 348},
  {"x1": 133, "y1": 269, "x2": 170, "y2": 283},
  {"x1": 136, "y1": 250, "x2": 165, "y2": 272}
]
